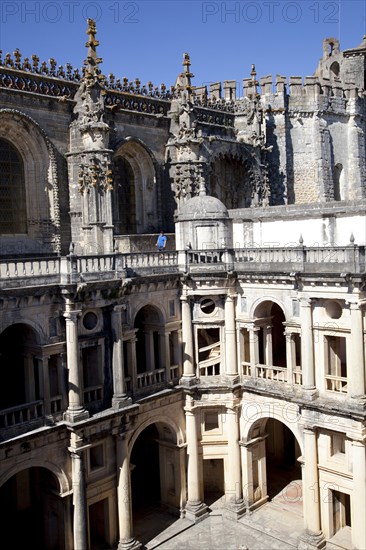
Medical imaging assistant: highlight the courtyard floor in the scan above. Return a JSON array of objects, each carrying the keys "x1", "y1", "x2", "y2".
[{"x1": 133, "y1": 478, "x2": 352, "y2": 550}]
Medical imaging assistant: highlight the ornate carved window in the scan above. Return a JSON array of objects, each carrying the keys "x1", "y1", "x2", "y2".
[{"x1": 0, "y1": 139, "x2": 27, "y2": 234}]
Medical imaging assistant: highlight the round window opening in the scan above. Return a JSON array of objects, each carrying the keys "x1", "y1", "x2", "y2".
[
  {"x1": 325, "y1": 301, "x2": 342, "y2": 319},
  {"x1": 83, "y1": 311, "x2": 98, "y2": 330},
  {"x1": 200, "y1": 298, "x2": 216, "y2": 315}
]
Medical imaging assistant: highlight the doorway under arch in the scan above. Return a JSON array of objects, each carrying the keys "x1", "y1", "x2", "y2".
[
  {"x1": 130, "y1": 421, "x2": 182, "y2": 546},
  {"x1": 266, "y1": 418, "x2": 302, "y2": 506},
  {"x1": 134, "y1": 305, "x2": 164, "y2": 375},
  {"x1": 247, "y1": 416, "x2": 303, "y2": 516},
  {"x1": 0, "y1": 323, "x2": 41, "y2": 410},
  {"x1": 0, "y1": 467, "x2": 66, "y2": 549}
]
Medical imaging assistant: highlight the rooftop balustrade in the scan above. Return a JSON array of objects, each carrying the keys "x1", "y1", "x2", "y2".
[{"x1": 0, "y1": 244, "x2": 364, "y2": 289}]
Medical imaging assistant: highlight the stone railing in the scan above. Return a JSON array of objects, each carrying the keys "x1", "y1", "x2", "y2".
[
  {"x1": 136, "y1": 368, "x2": 165, "y2": 389},
  {"x1": 0, "y1": 243, "x2": 364, "y2": 289},
  {"x1": 185, "y1": 244, "x2": 365, "y2": 274},
  {"x1": 84, "y1": 385, "x2": 103, "y2": 405},
  {"x1": 0, "y1": 66, "x2": 79, "y2": 98},
  {"x1": 256, "y1": 364, "x2": 288, "y2": 383},
  {"x1": 0, "y1": 400, "x2": 44, "y2": 429},
  {"x1": 325, "y1": 375, "x2": 348, "y2": 394}
]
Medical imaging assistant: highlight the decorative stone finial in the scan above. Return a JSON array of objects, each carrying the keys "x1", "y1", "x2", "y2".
[
  {"x1": 175, "y1": 52, "x2": 194, "y2": 95},
  {"x1": 84, "y1": 18, "x2": 103, "y2": 87}
]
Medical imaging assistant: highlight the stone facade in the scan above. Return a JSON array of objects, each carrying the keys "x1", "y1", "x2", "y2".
[{"x1": 0, "y1": 22, "x2": 365, "y2": 550}]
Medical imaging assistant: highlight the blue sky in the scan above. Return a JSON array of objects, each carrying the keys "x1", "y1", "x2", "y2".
[{"x1": 1, "y1": 1, "x2": 365, "y2": 94}]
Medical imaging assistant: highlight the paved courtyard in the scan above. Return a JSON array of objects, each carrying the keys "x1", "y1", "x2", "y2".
[
  {"x1": 133, "y1": 480, "x2": 352, "y2": 550},
  {"x1": 134, "y1": 481, "x2": 305, "y2": 550}
]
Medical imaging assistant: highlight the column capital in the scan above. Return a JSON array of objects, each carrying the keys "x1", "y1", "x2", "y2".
[
  {"x1": 64, "y1": 309, "x2": 82, "y2": 322},
  {"x1": 113, "y1": 303, "x2": 127, "y2": 313},
  {"x1": 180, "y1": 292, "x2": 191, "y2": 303},
  {"x1": 248, "y1": 323, "x2": 260, "y2": 332},
  {"x1": 226, "y1": 403, "x2": 240, "y2": 414},
  {"x1": 347, "y1": 300, "x2": 362, "y2": 311},
  {"x1": 302, "y1": 425, "x2": 318, "y2": 434},
  {"x1": 299, "y1": 296, "x2": 314, "y2": 308},
  {"x1": 350, "y1": 436, "x2": 366, "y2": 446}
]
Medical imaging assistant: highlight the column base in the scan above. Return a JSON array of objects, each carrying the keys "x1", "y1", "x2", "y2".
[
  {"x1": 222, "y1": 374, "x2": 240, "y2": 386},
  {"x1": 298, "y1": 530, "x2": 326, "y2": 550},
  {"x1": 180, "y1": 376, "x2": 199, "y2": 387},
  {"x1": 301, "y1": 387, "x2": 319, "y2": 401},
  {"x1": 223, "y1": 498, "x2": 246, "y2": 520},
  {"x1": 112, "y1": 396, "x2": 132, "y2": 410},
  {"x1": 63, "y1": 407, "x2": 89, "y2": 423},
  {"x1": 184, "y1": 500, "x2": 209, "y2": 523},
  {"x1": 117, "y1": 538, "x2": 142, "y2": 550},
  {"x1": 246, "y1": 495, "x2": 269, "y2": 512}
]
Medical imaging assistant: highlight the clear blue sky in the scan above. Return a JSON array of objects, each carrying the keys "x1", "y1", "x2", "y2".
[{"x1": 1, "y1": 1, "x2": 365, "y2": 94}]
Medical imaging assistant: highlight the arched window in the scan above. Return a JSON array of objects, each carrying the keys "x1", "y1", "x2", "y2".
[
  {"x1": 333, "y1": 163, "x2": 343, "y2": 201},
  {"x1": 330, "y1": 61, "x2": 340, "y2": 79},
  {"x1": 0, "y1": 139, "x2": 27, "y2": 234},
  {"x1": 114, "y1": 156, "x2": 136, "y2": 234}
]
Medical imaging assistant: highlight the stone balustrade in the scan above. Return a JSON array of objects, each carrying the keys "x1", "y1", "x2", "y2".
[{"x1": 0, "y1": 244, "x2": 364, "y2": 289}]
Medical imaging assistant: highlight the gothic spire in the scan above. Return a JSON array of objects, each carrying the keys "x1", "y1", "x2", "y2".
[
  {"x1": 174, "y1": 52, "x2": 194, "y2": 97},
  {"x1": 84, "y1": 18, "x2": 103, "y2": 87}
]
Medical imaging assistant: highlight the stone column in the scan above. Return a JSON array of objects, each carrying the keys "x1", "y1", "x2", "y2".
[
  {"x1": 300, "y1": 298, "x2": 317, "y2": 393},
  {"x1": 112, "y1": 305, "x2": 130, "y2": 409},
  {"x1": 64, "y1": 307, "x2": 88, "y2": 422},
  {"x1": 351, "y1": 438, "x2": 366, "y2": 549},
  {"x1": 145, "y1": 330, "x2": 155, "y2": 371},
  {"x1": 127, "y1": 336, "x2": 137, "y2": 392},
  {"x1": 225, "y1": 293, "x2": 238, "y2": 377},
  {"x1": 184, "y1": 397, "x2": 208, "y2": 522},
  {"x1": 240, "y1": 441, "x2": 254, "y2": 507},
  {"x1": 240, "y1": 436, "x2": 268, "y2": 510},
  {"x1": 248, "y1": 325, "x2": 259, "y2": 378},
  {"x1": 59, "y1": 352, "x2": 68, "y2": 410},
  {"x1": 181, "y1": 292, "x2": 196, "y2": 382},
  {"x1": 39, "y1": 355, "x2": 51, "y2": 415},
  {"x1": 116, "y1": 435, "x2": 140, "y2": 549},
  {"x1": 299, "y1": 427, "x2": 325, "y2": 549},
  {"x1": 70, "y1": 448, "x2": 88, "y2": 550},
  {"x1": 285, "y1": 330, "x2": 294, "y2": 385},
  {"x1": 24, "y1": 354, "x2": 35, "y2": 402},
  {"x1": 348, "y1": 303, "x2": 365, "y2": 398},
  {"x1": 162, "y1": 330, "x2": 171, "y2": 382},
  {"x1": 264, "y1": 325, "x2": 273, "y2": 366},
  {"x1": 224, "y1": 405, "x2": 245, "y2": 519}
]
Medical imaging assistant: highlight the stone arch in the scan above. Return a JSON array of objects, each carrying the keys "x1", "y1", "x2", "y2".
[
  {"x1": 250, "y1": 296, "x2": 289, "y2": 320},
  {"x1": 0, "y1": 459, "x2": 70, "y2": 495},
  {"x1": 0, "y1": 322, "x2": 48, "y2": 412},
  {"x1": 207, "y1": 151, "x2": 263, "y2": 209},
  {"x1": 0, "y1": 109, "x2": 61, "y2": 254},
  {"x1": 133, "y1": 304, "x2": 166, "y2": 374},
  {"x1": 113, "y1": 138, "x2": 159, "y2": 234},
  {"x1": 128, "y1": 415, "x2": 185, "y2": 540},
  {"x1": 241, "y1": 410, "x2": 303, "y2": 509},
  {"x1": 250, "y1": 299, "x2": 288, "y2": 369},
  {"x1": 0, "y1": 317, "x2": 47, "y2": 345},
  {"x1": 130, "y1": 299, "x2": 166, "y2": 327},
  {"x1": 0, "y1": 463, "x2": 69, "y2": 549},
  {"x1": 330, "y1": 61, "x2": 340, "y2": 79},
  {"x1": 128, "y1": 414, "x2": 183, "y2": 453},
  {"x1": 241, "y1": 404, "x2": 303, "y2": 454},
  {"x1": 0, "y1": 137, "x2": 26, "y2": 234}
]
